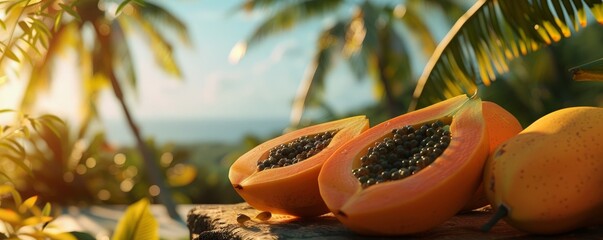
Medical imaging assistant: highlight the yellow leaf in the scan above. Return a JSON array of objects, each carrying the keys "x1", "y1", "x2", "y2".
[
  {"x1": 112, "y1": 198, "x2": 158, "y2": 240},
  {"x1": 0, "y1": 185, "x2": 15, "y2": 196},
  {"x1": 0, "y1": 208, "x2": 21, "y2": 224},
  {"x1": 21, "y1": 231, "x2": 76, "y2": 240},
  {"x1": 19, "y1": 196, "x2": 37, "y2": 213},
  {"x1": 167, "y1": 164, "x2": 197, "y2": 187},
  {"x1": 42, "y1": 203, "x2": 52, "y2": 216},
  {"x1": 22, "y1": 216, "x2": 53, "y2": 226}
]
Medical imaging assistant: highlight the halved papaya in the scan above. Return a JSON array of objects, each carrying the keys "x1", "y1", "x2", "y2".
[
  {"x1": 318, "y1": 95, "x2": 489, "y2": 235},
  {"x1": 461, "y1": 101, "x2": 523, "y2": 211},
  {"x1": 229, "y1": 116, "x2": 369, "y2": 217}
]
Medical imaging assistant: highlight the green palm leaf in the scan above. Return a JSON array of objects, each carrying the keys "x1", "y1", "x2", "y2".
[{"x1": 410, "y1": 0, "x2": 603, "y2": 110}]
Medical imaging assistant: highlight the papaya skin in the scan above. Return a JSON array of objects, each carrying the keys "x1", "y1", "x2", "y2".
[
  {"x1": 483, "y1": 107, "x2": 603, "y2": 234},
  {"x1": 229, "y1": 116, "x2": 369, "y2": 217},
  {"x1": 318, "y1": 95, "x2": 489, "y2": 235},
  {"x1": 461, "y1": 101, "x2": 523, "y2": 211}
]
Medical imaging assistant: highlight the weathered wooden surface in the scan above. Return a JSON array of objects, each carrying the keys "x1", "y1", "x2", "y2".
[{"x1": 187, "y1": 203, "x2": 603, "y2": 240}]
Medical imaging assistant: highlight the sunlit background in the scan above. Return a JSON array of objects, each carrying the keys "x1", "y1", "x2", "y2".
[{"x1": 0, "y1": 0, "x2": 602, "y2": 238}]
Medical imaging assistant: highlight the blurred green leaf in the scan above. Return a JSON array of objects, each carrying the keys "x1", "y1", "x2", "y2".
[
  {"x1": 116, "y1": 0, "x2": 141, "y2": 15},
  {"x1": 69, "y1": 231, "x2": 96, "y2": 240},
  {"x1": 58, "y1": 3, "x2": 81, "y2": 21},
  {"x1": 112, "y1": 198, "x2": 159, "y2": 240}
]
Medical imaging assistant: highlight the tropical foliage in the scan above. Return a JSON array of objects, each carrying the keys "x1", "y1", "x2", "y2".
[
  {"x1": 0, "y1": 186, "x2": 77, "y2": 240},
  {"x1": 411, "y1": 0, "x2": 603, "y2": 110},
  {"x1": 0, "y1": 185, "x2": 157, "y2": 239},
  {"x1": 0, "y1": 0, "x2": 191, "y2": 220},
  {"x1": 0, "y1": 110, "x2": 63, "y2": 181}
]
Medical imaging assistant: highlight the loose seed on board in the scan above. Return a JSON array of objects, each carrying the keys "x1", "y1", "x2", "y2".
[
  {"x1": 237, "y1": 213, "x2": 251, "y2": 225},
  {"x1": 255, "y1": 211, "x2": 272, "y2": 221}
]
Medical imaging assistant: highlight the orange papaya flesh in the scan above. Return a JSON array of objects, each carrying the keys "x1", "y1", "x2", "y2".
[
  {"x1": 318, "y1": 95, "x2": 489, "y2": 235},
  {"x1": 461, "y1": 101, "x2": 523, "y2": 211},
  {"x1": 229, "y1": 116, "x2": 369, "y2": 217}
]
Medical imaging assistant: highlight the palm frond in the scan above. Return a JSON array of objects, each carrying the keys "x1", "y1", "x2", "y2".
[
  {"x1": 409, "y1": 0, "x2": 603, "y2": 110},
  {"x1": 20, "y1": 22, "x2": 78, "y2": 113},
  {"x1": 290, "y1": 21, "x2": 344, "y2": 127},
  {"x1": 0, "y1": 0, "x2": 58, "y2": 77},
  {"x1": 234, "y1": 0, "x2": 291, "y2": 12},
  {"x1": 375, "y1": 16, "x2": 412, "y2": 92},
  {"x1": 122, "y1": 11, "x2": 182, "y2": 77},
  {"x1": 111, "y1": 21, "x2": 138, "y2": 90},
  {"x1": 391, "y1": 4, "x2": 437, "y2": 58},
  {"x1": 241, "y1": 0, "x2": 343, "y2": 50},
  {"x1": 136, "y1": 1, "x2": 191, "y2": 45}
]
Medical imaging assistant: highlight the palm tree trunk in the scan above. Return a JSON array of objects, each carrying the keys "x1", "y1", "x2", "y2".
[
  {"x1": 108, "y1": 72, "x2": 182, "y2": 222},
  {"x1": 289, "y1": 63, "x2": 318, "y2": 129}
]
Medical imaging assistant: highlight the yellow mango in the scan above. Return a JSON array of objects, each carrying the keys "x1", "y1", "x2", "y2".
[{"x1": 482, "y1": 107, "x2": 603, "y2": 234}]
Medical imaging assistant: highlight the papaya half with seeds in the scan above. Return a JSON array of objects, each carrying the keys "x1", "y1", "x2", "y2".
[
  {"x1": 229, "y1": 116, "x2": 369, "y2": 217},
  {"x1": 482, "y1": 107, "x2": 603, "y2": 234},
  {"x1": 461, "y1": 101, "x2": 523, "y2": 211},
  {"x1": 318, "y1": 95, "x2": 489, "y2": 235}
]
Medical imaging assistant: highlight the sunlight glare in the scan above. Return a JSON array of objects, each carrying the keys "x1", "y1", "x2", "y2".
[
  {"x1": 149, "y1": 185, "x2": 160, "y2": 196},
  {"x1": 113, "y1": 153, "x2": 126, "y2": 165},
  {"x1": 99, "y1": 1, "x2": 118, "y2": 20},
  {"x1": 76, "y1": 164, "x2": 87, "y2": 175},
  {"x1": 120, "y1": 178, "x2": 134, "y2": 192},
  {"x1": 124, "y1": 165, "x2": 138, "y2": 178},
  {"x1": 63, "y1": 172, "x2": 74, "y2": 182},
  {"x1": 229, "y1": 41, "x2": 247, "y2": 64},
  {"x1": 394, "y1": 4, "x2": 406, "y2": 18},
  {"x1": 85, "y1": 157, "x2": 97, "y2": 168},
  {"x1": 97, "y1": 189, "x2": 111, "y2": 201},
  {"x1": 160, "y1": 152, "x2": 174, "y2": 167}
]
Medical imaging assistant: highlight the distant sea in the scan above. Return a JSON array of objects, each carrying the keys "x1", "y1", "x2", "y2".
[{"x1": 104, "y1": 118, "x2": 291, "y2": 146}]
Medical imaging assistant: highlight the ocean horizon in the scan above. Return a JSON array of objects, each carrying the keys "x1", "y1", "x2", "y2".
[{"x1": 104, "y1": 117, "x2": 292, "y2": 146}]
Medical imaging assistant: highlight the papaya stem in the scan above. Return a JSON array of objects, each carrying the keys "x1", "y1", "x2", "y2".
[{"x1": 481, "y1": 205, "x2": 508, "y2": 232}]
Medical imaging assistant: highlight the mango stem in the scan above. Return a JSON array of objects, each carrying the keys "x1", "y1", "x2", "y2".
[{"x1": 481, "y1": 205, "x2": 508, "y2": 232}]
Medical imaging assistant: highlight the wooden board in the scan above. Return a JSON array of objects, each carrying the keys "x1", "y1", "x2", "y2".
[{"x1": 186, "y1": 203, "x2": 603, "y2": 240}]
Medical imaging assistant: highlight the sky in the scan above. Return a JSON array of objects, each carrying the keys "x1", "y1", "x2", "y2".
[
  {"x1": 100, "y1": 0, "x2": 376, "y2": 122},
  {"x1": 0, "y1": 1, "x2": 376, "y2": 119}
]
